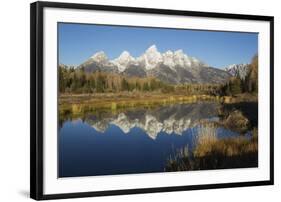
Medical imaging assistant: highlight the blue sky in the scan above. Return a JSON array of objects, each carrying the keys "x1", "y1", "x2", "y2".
[{"x1": 58, "y1": 23, "x2": 258, "y2": 68}]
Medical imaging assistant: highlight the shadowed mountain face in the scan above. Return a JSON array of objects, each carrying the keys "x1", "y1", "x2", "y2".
[
  {"x1": 123, "y1": 64, "x2": 147, "y2": 77},
  {"x1": 77, "y1": 45, "x2": 231, "y2": 84},
  {"x1": 81, "y1": 102, "x2": 221, "y2": 139}
]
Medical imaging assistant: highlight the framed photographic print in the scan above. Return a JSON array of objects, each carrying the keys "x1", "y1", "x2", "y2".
[{"x1": 30, "y1": 1, "x2": 274, "y2": 200}]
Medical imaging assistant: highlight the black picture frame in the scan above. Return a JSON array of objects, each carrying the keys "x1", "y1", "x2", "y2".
[{"x1": 30, "y1": 1, "x2": 274, "y2": 200}]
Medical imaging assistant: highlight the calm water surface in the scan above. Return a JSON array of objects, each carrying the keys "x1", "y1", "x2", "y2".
[{"x1": 59, "y1": 102, "x2": 240, "y2": 177}]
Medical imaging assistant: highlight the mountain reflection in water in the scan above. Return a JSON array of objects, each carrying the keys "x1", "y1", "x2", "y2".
[{"x1": 59, "y1": 102, "x2": 239, "y2": 177}]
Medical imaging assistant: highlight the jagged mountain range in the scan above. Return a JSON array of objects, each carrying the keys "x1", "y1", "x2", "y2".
[
  {"x1": 225, "y1": 63, "x2": 250, "y2": 80},
  {"x1": 77, "y1": 45, "x2": 232, "y2": 84}
]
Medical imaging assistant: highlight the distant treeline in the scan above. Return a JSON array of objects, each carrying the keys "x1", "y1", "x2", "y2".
[
  {"x1": 59, "y1": 66, "x2": 223, "y2": 95},
  {"x1": 59, "y1": 54, "x2": 258, "y2": 96},
  {"x1": 59, "y1": 67, "x2": 169, "y2": 93}
]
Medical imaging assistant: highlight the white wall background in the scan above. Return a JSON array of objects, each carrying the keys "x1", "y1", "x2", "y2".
[{"x1": 0, "y1": 0, "x2": 279, "y2": 201}]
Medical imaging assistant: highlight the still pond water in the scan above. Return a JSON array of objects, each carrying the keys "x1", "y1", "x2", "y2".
[{"x1": 59, "y1": 102, "x2": 241, "y2": 177}]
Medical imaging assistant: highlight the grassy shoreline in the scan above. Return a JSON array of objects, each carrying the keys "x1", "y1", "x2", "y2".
[
  {"x1": 59, "y1": 92, "x2": 257, "y2": 116},
  {"x1": 59, "y1": 92, "x2": 257, "y2": 108},
  {"x1": 59, "y1": 94, "x2": 215, "y2": 118}
]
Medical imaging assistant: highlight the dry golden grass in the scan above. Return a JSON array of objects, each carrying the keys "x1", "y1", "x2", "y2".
[
  {"x1": 59, "y1": 93, "x2": 222, "y2": 117},
  {"x1": 165, "y1": 125, "x2": 258, "y2": 171}
]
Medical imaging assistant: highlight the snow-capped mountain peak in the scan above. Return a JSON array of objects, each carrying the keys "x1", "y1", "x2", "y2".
[
  {"x1": 174, "y1": 49, "x2": 192, "y2": 67},
  {"x1": 225, "y1": 63, "x2": 249, "y2": 79},
  {"x1": 174, "y1": 49, "x2": 184, "y2": 55},
  {"x1": 138, "y1": 44, "x2": 163, "y2": 70},
  {"x1": 112, "y1": 51, "x2": 135, "y2": 72},
  {"x1": 119, "y1": 50, "x2": 132, "y2": 59},
  {"x1": 162, "y1": 50, "x2": 175, "y2": 67},
  {"x1": 162, "y1": 49, "x2": 193, "y2": 68},
  {"x1": 90, "y1": 51, "x2": 108, "y2": 63},
  {"x1": 146, "y1": 44, "x2": 158, "y2": 52}
]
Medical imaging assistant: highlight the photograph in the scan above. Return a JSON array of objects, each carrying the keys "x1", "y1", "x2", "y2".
[{"x1": 58, "y1": 23, "x2": 259, "y2": 178}]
